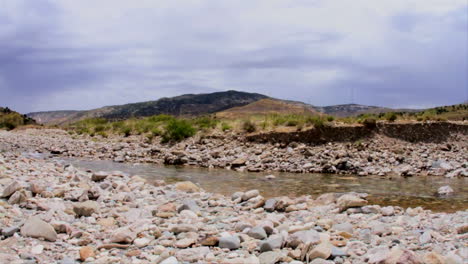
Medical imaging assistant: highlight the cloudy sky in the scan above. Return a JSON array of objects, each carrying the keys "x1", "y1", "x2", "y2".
[{"x1": 0, "y1": 0, "x2": 467, "y2": 113}]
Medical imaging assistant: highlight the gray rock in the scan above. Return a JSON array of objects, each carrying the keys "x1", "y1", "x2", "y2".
[
  {"x1": 91, "y1": 171, "x2": 108, "y2": 181},
  {"x1": 259, "y1": 234, "x2": 283, "y2": 252},
  {"x1": 288, "y1": 230, "x2": 320, "y2": 248},
  {"x1": 381, "y1": 206, "x2": 395, "y2": 216},
  {"x1": 8, "y1": 190, "x2": 28, "y2": 204},
  {"x1": 1, "y1": 181, "x2": 21, "y2": 198},
  {"x1": 73, "y1": 200, "x2": 99, "y2": 217},
  {"x1": 160, "y1": 256, "x2": 179, "y2": 264},
  {"x1": 177, "y1": 199, "x2": 200, "y2": 213},
  {"x1": 419, "y1": 231, "x2": 432, "y2": 244},
  {"x1": 336, "y1": 194, "x2": 367, "y2": 212},
  {"x1": 437, "y1": 185, "x2": 454, "y2": 195},
  {"x1": 2, "y1": 225, "x2": 20, "y2": 237},
  {"x1": 310, "y1": 259, "x2": 334, "y2": 264},
  {"x1": 20, "y1": 216, "x2": 57, "y2": 242},
  {"x1": 366, "y1": 246, "x2": 390, "y2": 264},
  {"x1": 308, "y1": 242, "x2": 332, "y2": 260},
  {"x1": 219, "y1": 235, "x2": 240, "y2": 250},
  {"x1": 170, "y1": 224, "x2": 197, "y2": 234},
  {"x1": 248, "y1": 226, "x2": 267, "y2": 240},
  {"x1": 264, "y1": 198, "x2": 277, "y2": 212},
  {"x1": 59, "y1": 258, "x2": 78, "y2": 264},
  {"x1": 332, "y1": 223, "x2": 353, "y2": 234},
  {"x1": 110, "y1": 227, "x2": 136, "y2": 244},
  {"x1": 231, "y1": 192, "x2": 244, "y2": 201},
  {"x1": 242, "y1": 189, "x2": 260, "y2": 201},
  {"x1": 331, "y1": 246, "x2": 349, "y2": 257},
  {"x1": 258, "y1": 251, "x2": 282, "y2": 264}
]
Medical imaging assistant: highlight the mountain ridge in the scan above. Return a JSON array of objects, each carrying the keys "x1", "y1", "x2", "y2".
[{"x1": 27, "y1": 90, "x2": 466, "y2": 124}]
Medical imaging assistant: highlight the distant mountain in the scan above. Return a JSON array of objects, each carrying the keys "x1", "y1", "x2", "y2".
[
  {"x1": 313, "y1": 104, "x2": 417, "y2": 117},
  {"x1": 28, "y1": 90, "x2": 465, "y2": 125},
  {"x1": 27, "y1": 90, "x2": 268, "y2": 124},
  {"x1": 27, "y1": 110, "x2": 81, "y2": 125},
  {"x1": 1, "y1": 107, "x2": 36, "y2": 129}
]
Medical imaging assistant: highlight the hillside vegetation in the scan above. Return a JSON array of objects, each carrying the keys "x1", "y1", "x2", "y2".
[
  {"x1": 339, "y1": 103, "x2": 468, "y2": 124},
  {"x1": 28, "y1": 90, "x2": 267, "y2": 124},
  {"x1": 0, "y1": 107, "x2": 36, "y2": 130},
  {"x1": 65, "y1": 102, "x2": 467, "y2": 144}
]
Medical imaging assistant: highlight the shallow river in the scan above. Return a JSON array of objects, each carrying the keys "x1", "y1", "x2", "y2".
[{"x1": 56, "y1": 158, "x2": 468, "y2": 213}]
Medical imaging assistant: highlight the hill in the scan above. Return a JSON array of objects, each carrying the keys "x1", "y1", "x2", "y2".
[
  {"x1": 313, "y1": 104, "x2": 418, "y2": 117},
  {"x1": 0, "y1": 107, "x2": 36, "y2": 130},
  {"x1": 27, "y1": 90, "x2": 268, "y2": 124},
  {"x1": 27, "y1": 110, "x2": 81, "y2": 125},
  {"x1": 216, "y1": 98, "x2": 319, "y2": 119}
]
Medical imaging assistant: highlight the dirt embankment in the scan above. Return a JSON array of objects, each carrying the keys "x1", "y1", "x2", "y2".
[{"x1": 246, "y1": 122, "x2": 468, "y2": 144}]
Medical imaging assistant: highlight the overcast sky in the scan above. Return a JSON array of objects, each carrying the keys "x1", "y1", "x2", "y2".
[{"x1": 0, "y1": 0, "x2": 467, "y2": 113}]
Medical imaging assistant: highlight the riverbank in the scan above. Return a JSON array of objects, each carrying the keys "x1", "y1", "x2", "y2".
[
  {"x1": 1, "y1": 127, "x2": 467, "y2": 178},
  {"x1": 1, "y1": 149, "x2": 467, "y2": 263}
]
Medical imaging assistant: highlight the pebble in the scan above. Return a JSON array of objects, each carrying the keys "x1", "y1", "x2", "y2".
[{"x1": 219, "y1": 236, "x2": 241, "y2": 250}]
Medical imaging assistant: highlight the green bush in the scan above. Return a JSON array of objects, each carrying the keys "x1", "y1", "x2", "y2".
[
  {"x1": 193, "y1": 116, "x2": 218, "y2": 129},
  {"x1": 384, "y1": 112, "x2": 397, "y2": 122},
  {"x1": 120, "y1": 126, "x2": 132, "y2": 137},
  {"x1": 306, "y1": 116, "x2": 325, "y2": 128},
  {"x1": 97, "y1": 131, "x2": 108, "y2": 138},
  {"x1": 242, "y1": 120, "x2": 256, "y2": 133},
  {"x1": 327, "y1": 116, "x2": 335, "y2": 122},
  {"x1": 221, "y1": 122, "x2": 232, "y2": 132},
  {"x1": 147, "y1": 114, "x2": 174, "y2": 123},
  {"x1": 162, "y1": 119, "x2": 196, "y2": 143},
  {"x1": 362, "y1": 118, "x2": 377, "y2": 129}
]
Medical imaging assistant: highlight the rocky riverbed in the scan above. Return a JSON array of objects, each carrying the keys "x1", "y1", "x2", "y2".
[
  {"x1": 1, "y1": 148, "x2": 467, "y2": 263},
  {"x1": 0, "y1": 128, "x2": 467, "y2": 178}
]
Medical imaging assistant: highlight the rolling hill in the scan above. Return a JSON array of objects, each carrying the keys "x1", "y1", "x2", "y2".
[
  {"x1": 27, "y1": 90, "x2": 268, "y2": 124},
  {"x1": 1, "y1": 107, "x2": 36, "y2": 130},
  {"x1": 27, "y1": 90, "x2": 467, "y2": 125},
  {"x1": 216, "y1": 98, "x2": 319, "y2": 119}
]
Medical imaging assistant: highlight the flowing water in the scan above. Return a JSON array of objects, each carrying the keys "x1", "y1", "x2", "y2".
[{"x1": 57, "y1": 158, "x2": 468, "y2": 213}]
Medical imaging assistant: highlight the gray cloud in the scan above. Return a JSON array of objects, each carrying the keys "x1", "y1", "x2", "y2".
[{"x1": 0, "y1": 0, "x2": 466, "y2": 113}]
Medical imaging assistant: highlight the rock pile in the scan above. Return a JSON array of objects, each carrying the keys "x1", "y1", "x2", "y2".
[
  {"x1": 0, "y1": 151, "x2": 466, "y2": 263},
  {"x1": 1, "y1": 128, "x2": 467, "y2": 178}
]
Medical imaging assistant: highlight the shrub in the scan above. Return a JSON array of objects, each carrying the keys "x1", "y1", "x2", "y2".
[
  {"x1": 94, "y1": 125, "x2": 106, "y2": 132},
  {"x1": 384, "y1": 112, "x2": 397, "y2": 122},
  {"x1": 162, "y1": 119, "x2": 196, "y2": 143},
  {"x1": 285, "y1": 120, "x2": 299, "y2": 127},
  {"x1": 242, "y1": 120, "x2": 256, "y2": 133},
  {"x1": 327, "y1": 116, "x2": 335, "y2": 122},
  {"x1": 362, "y1": 118, "x2": 377, "y2": 129},
  {"x1": 97, "y1": 131, "x2": 108, "y2": 138},
  {"x1": 120, "y1": 126, "x2": 132, "y2": 137},
  {"x1": 306, "y1": 116, "x2": 325, "y2": 128},
  {"x1": 193, "y1": 116, "x2": 218, "y2": 129},
  {"x1": 221, "y1": 122, "x2": 232, "y2": 132},
  {"x1": 147, "y1": 114, "x2": 174, "y2": 123},
  {"x1": 151, "y1": 128, "x2": 162, "y2": 136}
]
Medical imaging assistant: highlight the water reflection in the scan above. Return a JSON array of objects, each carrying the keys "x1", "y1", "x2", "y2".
[{"x1": 65, "y1": 158, "x2": 467, "y2": 212}]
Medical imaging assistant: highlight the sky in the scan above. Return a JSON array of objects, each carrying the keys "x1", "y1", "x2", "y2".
[{"x1": 0, "y1": 0, "x2": 467, "y2": 114}]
